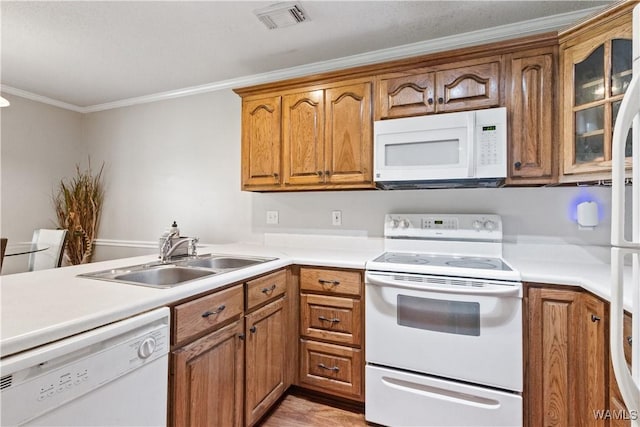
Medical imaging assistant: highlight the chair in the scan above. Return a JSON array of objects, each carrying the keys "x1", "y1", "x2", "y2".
[
  {"x1": 0, "y1": 238, "x2": 7, "y2": 272},
  {"x1": 28, "y1": 229, "x2": 67, "y2": 271}
]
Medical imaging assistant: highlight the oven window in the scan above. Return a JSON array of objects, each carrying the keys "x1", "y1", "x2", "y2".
[{"x1": 397, "y1": 295, "x2": 480, "y2": 336}]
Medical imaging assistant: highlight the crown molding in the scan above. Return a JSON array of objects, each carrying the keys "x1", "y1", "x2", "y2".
[
  {"x1": 4, "y1": 6, "x2": 602, "y2": 114},
  {"x1": 0, "y1": 85, "x2": 85, "y2": 113}
]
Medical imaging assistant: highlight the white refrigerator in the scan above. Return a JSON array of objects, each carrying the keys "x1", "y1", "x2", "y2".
[{"x1": 611, "y1": 3, "x2": 640, "y2": 423}]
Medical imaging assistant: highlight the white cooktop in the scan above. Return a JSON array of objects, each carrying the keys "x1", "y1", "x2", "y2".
[{"x1": 366, "y1": 214, "x2": 521, "y2": 281}]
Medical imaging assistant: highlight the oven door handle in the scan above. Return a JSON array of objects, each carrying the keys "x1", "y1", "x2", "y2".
[{"x1": 366, "y1": 273, "x2": 521, "y2": 297}]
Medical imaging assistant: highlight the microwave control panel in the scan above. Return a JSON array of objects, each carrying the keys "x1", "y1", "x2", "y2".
[
  {"x1": 478, "y1": 125, "x2": 499, "y2": 166},
  {"x1": 475, "y1": 107, "x2": 506, "y2": 178}
]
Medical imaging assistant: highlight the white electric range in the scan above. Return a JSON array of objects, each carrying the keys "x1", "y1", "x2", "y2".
[{"x1": 365, "y1": 214, "x2": 523, "y2": 427}]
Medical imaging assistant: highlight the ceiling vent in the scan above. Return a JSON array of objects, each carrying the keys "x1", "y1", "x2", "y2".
[{"x1": 254, "y1": 2, "x2": 309, "y2": 30}]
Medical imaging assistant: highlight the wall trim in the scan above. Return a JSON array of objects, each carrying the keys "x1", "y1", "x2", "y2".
[
  {"x1": 94, "y1": 238, "x2": 157, "y2": 249},
  {"x1": 3, "y1": 6, "x2": 601, "y2": 114}
]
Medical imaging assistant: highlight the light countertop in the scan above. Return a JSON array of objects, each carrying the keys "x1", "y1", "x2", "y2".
[{"x1": 0, "y1": 237, "x2": 634, "y2": 359}]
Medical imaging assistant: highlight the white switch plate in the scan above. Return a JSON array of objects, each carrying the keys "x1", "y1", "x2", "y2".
[
  {"x1": 332, "y1": 210, "x2": 342, "y2": 226},
  {"x1": 266, "y1": 210, "x2": 279, "y2": 225}
]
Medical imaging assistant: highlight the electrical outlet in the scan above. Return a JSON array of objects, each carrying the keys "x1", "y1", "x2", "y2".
[
  {"x1": 266, "y1": 210, "x2": 279, "y2": 225},
  {"x1": 332, "y1": 210, "x2": 342, "y2": 226}
]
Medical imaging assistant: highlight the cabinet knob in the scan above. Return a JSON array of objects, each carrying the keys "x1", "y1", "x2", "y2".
[
  {"x1": 261, "y1": 284, "x2": 277, "y2": 294},
  {"x1": 250, "y1": 325, "x2": 257, "y2": 333},
  {"x1": 317, "y1": 171, "x2": 324, "y2": 176},
  {"x1": 514, "y1": 161, "x2": 522, "y2": 170},
  {"x1": 427, "y1": 98, "x2": 434, "y2": 105},
  {"x1": 318, "y1": 279, "x2": 340, "y2": 286},
  {"x1": 273, "y1": 173, "x2": 279, "y2": 178},
  {"x1": 437, "y1": 97, "x2": 444, "y2": 104},
  {"x1": 627, "y1": 336, "x2": 633, "y2": 345},
  {"x1": 318, "y1": 316, "x2": 341, "y2": 324},
  {"x1": 238, "y1": 333, "x2": 245, "y2": 340},
  {"x1": 318, "y1": 363, "x2": 340, "y2": 372},
  {"x1": 202, "y1": 305, "x2": 226, "y2": 318},
  {"x1": 325, "y1": 170, "x2": 330, "y2": 177},
  {"x1": 591, "y1": 314, "x2": 601, "y2": 322}
]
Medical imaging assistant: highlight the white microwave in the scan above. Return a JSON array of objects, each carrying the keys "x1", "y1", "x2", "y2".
[{"x1": 373, "y1": 107, "x2": 507, "y2": 189}]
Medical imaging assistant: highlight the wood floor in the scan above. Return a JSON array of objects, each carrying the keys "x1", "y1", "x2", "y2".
[{"x1": 258, "y1": 394, "x2": 368, "y2": 427}]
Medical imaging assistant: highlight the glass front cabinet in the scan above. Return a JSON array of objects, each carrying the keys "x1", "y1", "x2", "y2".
[{"x1": 560, "y1": 4, "x2": 634, "y2": 182}]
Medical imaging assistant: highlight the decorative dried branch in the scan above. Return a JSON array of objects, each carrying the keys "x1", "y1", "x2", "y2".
[{"x1": 53, "y1": 161, "x2": 105, "y2": 265}]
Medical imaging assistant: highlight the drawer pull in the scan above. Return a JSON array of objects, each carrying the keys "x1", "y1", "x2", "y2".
[
  {"x1": 261, "y1": 284, "x2": 277, "y2": 294},
  {"x1": 202, "y1": 305, "x2": 226, "y2": 318},
  {"x1": 318, "y1": 279, "x2": 340, "y2": 286},
  {"x1": 318, "y1": 363, "x2": 340, "y2": 372},
  {"x1": 591, "y1": 314, "x2": 601, "y2": 322},
  {"x1": 318, "y1": 316, "x2": 340, "y2": 324}
]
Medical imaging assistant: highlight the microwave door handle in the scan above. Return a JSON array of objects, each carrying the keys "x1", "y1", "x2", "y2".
[{"x1": 467, "y1": 113, "x2": 476, "y2": 177}]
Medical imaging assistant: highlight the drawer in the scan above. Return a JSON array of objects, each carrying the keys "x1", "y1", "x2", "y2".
[
  {"x1": 173, "y1": 284, "x2": 244, "y2": 344},
  {"x1": 246, "y1": 269, "x2": 287, "y2": 311},
  {"x1": 301, "y1": 294, "x2": 362, "y2": 345},
  {"x1": 299, "y1": 339, "x2": 363, "y2": 400},
  {"x1": 300, "y1": 267, "x2": 362, "y2": 296}
]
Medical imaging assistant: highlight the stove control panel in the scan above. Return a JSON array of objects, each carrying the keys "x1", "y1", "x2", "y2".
[{"x1": 385, "y1": 214, "x2": 502, "y2": 240}]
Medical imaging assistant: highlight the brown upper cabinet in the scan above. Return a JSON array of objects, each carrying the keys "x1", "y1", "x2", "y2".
[
  {"x1": 376, "y1": 56, "x2": 501, "y2": 120},
  {"x1": 240, "y1": 79, "x2": 374, "y2": 191},
  {"x1": 241, "y1": 96, "x2": 282, "y2": 188},
  {"x1": 505, "y1": 46, "x2": 558, "y2": 185},
  {"x1": 559, "y1": 2, "x2": 634, "y2": 182}
]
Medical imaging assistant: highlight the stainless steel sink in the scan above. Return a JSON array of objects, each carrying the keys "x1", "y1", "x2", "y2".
[
  {"x1": 113, "y1": 266, "x2": 216, "y2": 287},
  {"x1": 79, "y1": 254, "x2": 277, "y2": 288},
  {"x1": 179, "y1": 256, "x2": 263, "y2": 270}
]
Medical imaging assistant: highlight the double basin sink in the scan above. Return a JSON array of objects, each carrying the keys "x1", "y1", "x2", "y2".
[{"x1": 79, "y1": 254, "x2": 276, "y2": 289}]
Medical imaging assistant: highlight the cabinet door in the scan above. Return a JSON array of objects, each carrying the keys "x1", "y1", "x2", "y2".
[
  {"x1": 242, "y1": 96, "x2": 282, "y2": 189},
  {"x1": 245, "y1": 297, "x2": 286, "y2": 426},
  {"x1": 560, "y1": 11, "x2": 633, "y2": 179},
  {"x1": 581, "y1": 293, "x2": 607, "y2": 427},
  {"x1": 527, "y1": 287, "x2": 582, "y2": 427},
  {"x1": 282, "y1": 90, "x2": 325, "y2": 186},
  {"x1": 172, "y1": 320, "x2": 244, "y2": 427},
  {"x1": 609, "y1": 312, "x2": 633, "y2": 427},
  {"x1": 434, "y1": 59, "x2": 500, "y2": 113},
  {"x1": 377, "y1": 72, "x2": 436, "y2": 119},
  {"x1": 324, "y1": 82, "x2": 373, "y2": 186},
  {"x1": 507, "y1": 48, "x2": 556, "y2": 183}
]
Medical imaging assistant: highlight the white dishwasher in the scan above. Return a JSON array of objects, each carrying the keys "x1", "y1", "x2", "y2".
[{"x1": 0, "y1": 307, "x2": 169, "y2": 426}]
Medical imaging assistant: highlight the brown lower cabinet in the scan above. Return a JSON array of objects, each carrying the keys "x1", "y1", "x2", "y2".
[
  {"x1": 170, "y1": 269, "x2": 291, "y2": 427},
  {"x1": 526, "y1": 284, "x2": 633, "y2": 427},
  {"x1": 245, "y1": 297, "x2": 286, "y2": 426},
  {"x1": 297, "y1": 266, "x2": 364, "y2": 402},
  {"x1": 172, "y1": 319, "x2": 244, "y2": 427}
]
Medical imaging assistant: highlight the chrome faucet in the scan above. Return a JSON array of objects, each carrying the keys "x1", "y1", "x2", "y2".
[{"x1": 160, "y1": 232, "x2": 198, "y2": 263}]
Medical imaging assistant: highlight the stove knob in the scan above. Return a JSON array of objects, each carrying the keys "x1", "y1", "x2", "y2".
[
  {"x1": 389, "y1": 219, "x2": 400, "y2": 229},
  {"x1": 472, "y1": 220, "x2": 483, "y2": 231},
  {"x1": 400, "y1": 219, "x2": 410, "y2": 229},
  {"x1": 484, "y1": 220, "x2": 497, "y2": 231}
]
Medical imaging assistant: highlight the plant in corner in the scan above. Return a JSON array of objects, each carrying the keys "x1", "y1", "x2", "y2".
[{"x1": 53, "y1": 161, "x2": 105, "y2": 265}]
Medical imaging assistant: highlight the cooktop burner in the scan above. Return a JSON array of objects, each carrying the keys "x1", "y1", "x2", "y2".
[{"x1": 372, "y1": 252, "x2": 512, "y2": 272}]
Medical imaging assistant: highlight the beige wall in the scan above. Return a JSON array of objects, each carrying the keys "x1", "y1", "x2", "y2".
[
  {"x1": 1, "y1": 94, "x2": 85, "y2": 273},
  {"x1": 2, "y1": 89, "x2": 625, "y2": 270}
]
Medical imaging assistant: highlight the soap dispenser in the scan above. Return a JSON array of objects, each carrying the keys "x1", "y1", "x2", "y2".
[{"x1": 170, "y1": 221, "x2": 180, "y2": 236}]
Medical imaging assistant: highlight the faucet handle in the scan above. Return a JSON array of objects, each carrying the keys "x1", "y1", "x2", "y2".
[{"x1": 190, "y1": 237, "x2": 199, "y2": 256}]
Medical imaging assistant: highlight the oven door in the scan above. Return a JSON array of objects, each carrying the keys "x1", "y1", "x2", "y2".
[{"x1": 365, "y1": 271, "x2": 522, "y2": 391}]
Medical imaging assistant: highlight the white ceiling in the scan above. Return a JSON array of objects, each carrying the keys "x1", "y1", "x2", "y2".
[{"x1": 1, "y1": 1, "x2": 612, "y2": 109}]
